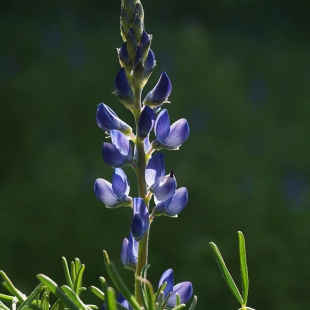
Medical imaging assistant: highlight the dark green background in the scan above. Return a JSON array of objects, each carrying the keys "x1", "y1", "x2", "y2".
[{"x1": 1, "y1": 1, "x2": 310, "y2": 309}]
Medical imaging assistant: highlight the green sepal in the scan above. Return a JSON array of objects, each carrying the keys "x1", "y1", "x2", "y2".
[
  {"x1": 89, "y1": 286, "x2": 105, "y2": 301},
  {"x1": 238, "y1": 231, "x2": 249, "y2": 305},
  {"x1": 209, "y1": 242, "x2": 244, "y2": 305},
  {"x1": 61, "y1": 257, "x2": 74, "y2": 289},
  {"x1": 188, "y1": 295, "x2": 197, "y2": 310},
  {"x1": 36, "y1": 274, "x2": 79, "y2": 310},
  {"x1": 102, "y1": 251, "x2": 140, "y2": 310},
  {"x1": 0, "y1": 271, "x2": 25, "y2": 303},
  {"x1": 17, "y1": 283, "x2": 44, "y2": 310},
  {"x1": 126, "y1": 29, "x2": 137, "y2": 62},
  {"x1": 120, "y1": 8, "x2": 131, "y2": 41},
  {"x1": 132, "y1": 15, "x2": 143, "y2": 42}
]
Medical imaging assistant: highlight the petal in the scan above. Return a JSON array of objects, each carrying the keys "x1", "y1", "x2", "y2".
[
  {"x1": 114, "y1": 68, "x2": 134, "y2": 104},
  {"x1": 102, "y1": 142, "x2": 126, "y2": 167},
  {"x1": 118, "y1": 42, "x2": 131, "y2": 69},
  {"x1": 158, "y1": 268, "x2": 174, "y2": 298},
  {"x1": 154, "y1": 187, "x2": 188, "y2": 216},
  {"x1": 143, "y1": 72, "x2": 172, "y2": 107},
  {"x1": 145, "y1": 153, "x2": 165, "y2": 187},
  {"x1": 154, "y1": 109, "x2": 170, "y2": 143},
  {"x1": 167, "y1": 282, "x2": 193, "y2": 307},
  {"x1": 131, "y1": 214, "x2": 146, "y2": 241},
  {"x1": 131, "y1": 198, "x2": 149, "y2": 241},
  {"x1": 164, "y1": 119, "x2": 190, "y2": 149},
  {"x1": 144, "y1": 49, "x2": 155, "y2": 75},
  {"x1": 138, "y1": 106, "x2": 155, "y2": 139},
  {"x1": 121, "y1": 238, "x2": 129, "y2": 266},
  {"x1": 94, "y1": 178, "x2": 118, "y2": 206},
  {"x1": 96, "y1": 103, "x2": 131, "y2": 133},
  {"x1": 110, "y1": 130, "x2": 132, "y2": 160},
  {"x1": 152, "y1": 174, "x2": 176, "y2": 201},
  {"x1": 112, "y1": 168, "x2": 130, "y2": 198}
]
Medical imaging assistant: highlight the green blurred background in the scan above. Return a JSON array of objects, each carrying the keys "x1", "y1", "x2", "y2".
[{"x1": 1, "y1": 0, "x2": 310, "y2": 309}]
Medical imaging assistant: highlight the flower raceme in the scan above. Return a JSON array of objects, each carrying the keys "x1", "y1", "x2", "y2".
[
  {"x1": 158, "y1": 269, "x2": 193, "y2": 308},
  {"x1": 152, "y1": 109, "x2": 190, "y2": 150},
  {"x1": 94, "y1": 168, "x2": 131, "y2": 208},
  {"x1": 102, "y1": 130, "x2": 132, "y2": 167}
]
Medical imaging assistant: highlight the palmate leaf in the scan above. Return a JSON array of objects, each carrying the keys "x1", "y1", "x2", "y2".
[{"x1": 209, "y1": 242, "x2": 244, "y2": 305}]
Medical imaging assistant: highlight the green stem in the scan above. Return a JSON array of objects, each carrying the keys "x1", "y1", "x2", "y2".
[{"x1": 133, "y1": 86, "x2": 149, "y2": 305}]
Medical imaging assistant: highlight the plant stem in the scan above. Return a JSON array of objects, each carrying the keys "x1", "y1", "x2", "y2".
[{"x1": 133, "y1": 86, "x2": 149, "y2": 305}]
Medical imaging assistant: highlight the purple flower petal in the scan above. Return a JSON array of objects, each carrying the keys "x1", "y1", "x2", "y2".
[
  {"x1": 112, "y1": 168, "x2": 130, "y2": 198},
  {"x1": 145, "y1": 153, "x2": 165, "y2": 187},
  {"x1": 94, "y1": 179, "x2": 118, "y2": 206},
  {"x1": 154, "y1": 109, "x2": 170, "y2": 143},
  {"x1": 167, "y1": 282, "x2": 193, "y2": 307},
  {"x1": 164, "y1": 119, "x2": 189, "y2": 149},
  {"x1": 143, "y1": 72, "x2": 172, "y2": 107},
  {"x1": 118, "y1": 42, "x2": 132, "y2": 69},
  {"x1": 144, "y1": 49, "x2": 155, "y2": 76},
  {"x1": 110, "y1": 130, "x2": 132, "y2": 160},
  {"x1": 96, "y1": 103, "x2": 131, "y2": 134},
  {"x1": 102, "y1": 142, "x2": 127, "y2": 167},
  {"x1": 131, "y1": 198, "x2": 149, "y2": 241},
  {"x1": 153, "y1": 187, "x2": 188, "y2": 216},
  {"x1": 114, "y1": 68, "x2": 134, "y2": 105},
  {"x1": 138, "y1": 106, "x2": 155, "y2": 139},
  {"x1": 151, "y1": 173, "x2": 176, "y2": 201},
  {"x1": 158, "y1": 268, "x2": 174, "y2": 299},
  {"x1": 121, "y1": 233, "x2": 138, "y2": 269}
]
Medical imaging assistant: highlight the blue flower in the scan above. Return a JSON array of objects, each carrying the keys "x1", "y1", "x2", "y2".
[
  {"x1": 121, "y1": 232, "x2": 138, "y2": 270},
  {"x1": 94, "y1": 168, "x2": 131, "y2": 208},
  {"x1": 153, "y1": 187, "x2": 188, "y2": 217},
  {"x1": 143, "y1": 72, "x2": 172, "y2": 108},
  {"x1": 152, "y1": 109, "x2": 189, "y2": 150},
  {"x1": 145, "y1": 153, "x2": 177, "y2": 201},
  {"x1": 138, "y1": 106, "x2": 155, "y2": 139},
  {"x1": 96, "y1": 103, "x2": 132, "y2": 135},
  {"x1": 102, "y1": 293, "x2": 132, "y2": 310},
  {"x1": 131, "y1": 198, "x2": 149, "y2": 241},
  {"x1": 114, "y1": 67, "x2": 134, "y2": 108},
  {"x1": 117, "y1": 42, "x2": 132, "y2": 70},
  {"x1": 158, "y1": 269, "x2": 193, "y2": 308},
  {"x1": 102, "y1": 130, "x2": 132, "y2": 167}
]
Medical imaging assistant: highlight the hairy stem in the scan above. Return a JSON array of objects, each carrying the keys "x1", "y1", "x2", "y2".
[{"x1": 133, "y1": 86, "x2": 149, "y2": 305}]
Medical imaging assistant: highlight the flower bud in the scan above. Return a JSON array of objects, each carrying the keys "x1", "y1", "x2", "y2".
[
  {"x1": 138, "y1": 106, "x2": 155, "y2": 139},
  {"x1": 117, "y1": 42, "x2": 133, "y2": 71},
  {"x1": 120, "y1": 7, "x2": 131, "y2": 41},
  {"x1": 114, "y1": 68, "x2": 134, "y2": 108},
  {"x1": 131, "y1": 198, "x2": 149, "y2": 241},
  {"x1": 126, "y1": 29, "x2": 137, "y2": 62}
]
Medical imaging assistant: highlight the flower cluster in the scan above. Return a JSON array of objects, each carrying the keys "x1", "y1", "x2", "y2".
[{"x1": 94, "y1": 0, "x2": 193, "y2": 307}]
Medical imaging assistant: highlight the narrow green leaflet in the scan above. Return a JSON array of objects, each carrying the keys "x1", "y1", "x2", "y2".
[
  {"x1": 62, "y1": 257, "x2": 74, "y2": 289},
  {"x1": 0, "y1": 300, "x2": 10, "y2": 310},
  {"x1": 170, "y1": 304, "x2": 186, "y2": 310},
  {"x1": 74, "y1": 265, "x2": 85, "y2": 295},
  {"x1": 209, "y1": 242, "x2": 244, "y2": 305},
  {"x1": 136, "y1": 276, "x2": 155, "y2": 310},
  {"x1": 61, "y1": 286, "x2": 87, "y2": 310},
  {"x1": 188, "y1": 295, "x2": 197, "y2": 310},
  {"x1": 102, "y1": 251, "x2": 140, "y2": 310},
  {"x1": 0, "y1": 271, "x2": 25, "y2": 303},
  {"x1": 17, "y1": 283, "x2": 44, "y2": 310},
  {"x1": 238, "y1": 231, "x2": 249, "y2": 305},
  {"x1": 106, "y1": 287, "x2": 116, "y2": 310},
  {"x1": 40, "y1": 288, "x2": 50, "y2": 310},
  {"x1": 0, "y1": 294, "x2": 15, "y2": 303},
  {"x1": 89, "y1": 286, "x2": 105, "y2": 301},
  {"x1": 36, "y1": 274, "x2": 79, "y2": 310}
]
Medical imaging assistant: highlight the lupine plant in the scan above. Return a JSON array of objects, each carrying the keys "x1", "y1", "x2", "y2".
[{"x1": 0, "y1": 1, "x2": 256, "y2": 310}]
